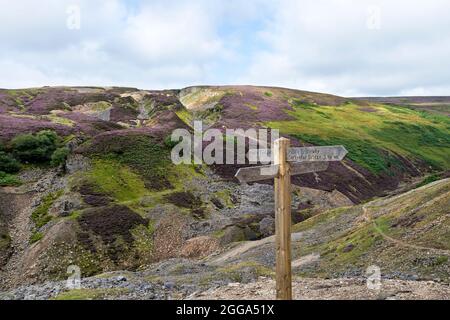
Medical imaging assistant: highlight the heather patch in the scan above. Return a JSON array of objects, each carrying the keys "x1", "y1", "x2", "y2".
[
  {"x1": 163, "y1": 191, "x2": 205, "y2": 218},
  {"x1": 77, "y1": 205, "x2": 150, "y2": 262},
  {"x1": 24, "y1": 87, "x2": 118, "y2": 115},
  {"x1": 0, "y1": 114, "x2": 73, "y2": 142},
  {"x1": 80, "y1": 132, "x2": 176, "y2": 191}
]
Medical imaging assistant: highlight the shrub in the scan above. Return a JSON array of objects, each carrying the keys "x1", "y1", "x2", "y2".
[
  {"x1": 164, "y1": 135, "x2": 179, "y2": 149},
  {"x1": 30, "y1": 232, "x2": 43, "y2": 244},
  {"x1": 51, "y1": 147, "x2": 70, "y2": 167},
  {"x1": 0, "y1": 151, "x2": 20, "y2": 173},
  {"x1": 31, "y1": 191, "x2": 62, "y2": 228},
  {"x1": 12, "y1": 130, "x2": 59, "y2": 163},
  {"x1": 0, "y1": 171, "x2": 21, "y2": 186}
]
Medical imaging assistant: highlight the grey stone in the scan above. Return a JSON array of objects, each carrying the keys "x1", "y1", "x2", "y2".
[{"x1": 259, "y1": 216, "x2": 275, "y2": 238}]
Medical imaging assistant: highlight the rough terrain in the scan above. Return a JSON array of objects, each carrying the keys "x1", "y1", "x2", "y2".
[{"x1": 0, "y1": 85, "x2": 449, "y2": 299}]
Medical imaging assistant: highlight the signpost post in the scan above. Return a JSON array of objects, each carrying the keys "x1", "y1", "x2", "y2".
[{"x1": 234, "y1": 138, "x2": 348, "y2": 300}]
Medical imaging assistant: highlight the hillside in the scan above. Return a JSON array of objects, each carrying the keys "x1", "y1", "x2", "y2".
[
  {"x1": 207, "y1": 178, "x2": 450, "y2": 281},
  {"x1": 356, "y1": 96, "x2": 450, "y2": 117},
  {"x1": 1, "y1": 178, "x2": 449, "y2": 300},
  {"x1": 0, "y1": 85, "x2": 449, "y2": 293}
]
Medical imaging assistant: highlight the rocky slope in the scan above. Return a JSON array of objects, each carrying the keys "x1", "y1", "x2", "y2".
[
  {"x1": 0, "y1": 85, "x2": 449, "y2": 295},
  {"x1": 0, "y1": 178, "x2": 449, "y2": 300}
]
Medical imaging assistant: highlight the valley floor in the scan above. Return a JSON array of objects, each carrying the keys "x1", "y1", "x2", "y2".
[
  {"x1": 2, "y1": 273, "x2": 449, "y2": 300},
  {"x1": 192, "y1": 277, "x2": 450, "y2": 300}
]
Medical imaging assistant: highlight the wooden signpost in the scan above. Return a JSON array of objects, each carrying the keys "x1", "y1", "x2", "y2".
[{"x1": 234, "y1": 138, "x2": 348, "y2": 300}]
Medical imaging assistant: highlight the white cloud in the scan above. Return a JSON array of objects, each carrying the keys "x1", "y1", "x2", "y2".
[
  {"x1": 242, "y1": 0, "x2": 450, "y2": 96},
  {"x1": 0, "y1": 0, "x2": 449, "y2": 96}
]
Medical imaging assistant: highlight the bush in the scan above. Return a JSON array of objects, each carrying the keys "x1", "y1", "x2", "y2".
[
  {"x1": 51, "y1": 147, "x2": 70, "y2": 167},
  {"x1": 29, "y1": 232, "x2": 43, "y2": 244},
  {"x1": 0, "y1": 151, "x2": 20, "y2": 173},
  {"x1": 0, "y1": 171, "x2": 21, "y2": 186},
  {"x1": 12, "y1": 130, "x2": 59, "y2": 163}
]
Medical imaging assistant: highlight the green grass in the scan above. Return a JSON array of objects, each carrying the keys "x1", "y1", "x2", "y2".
[
  {"x1": 88, "y1": 101, "x2": 112, "y2": 112},
  {"x1": 0, "y1": 172, "x2": 21, "y2": 186},
  {"x1": 195, "y1": 103, "x2": 224, "y2": 124},
  {"x1": 53, "y1": 288, "x2": 127, "y2": 300},
  {"x1": 85, "y1": 159, "x2": 148, "y2": 202},
  {"x1": 179, "y1": 88, "x2": 228, "y2": 110},
  {"x1": 31, "y1": 191, "x2": 63, "y2": 229},
  {"x1": 292, "y1": 134, "x2": 403, "y2": 174},
  {"x1": 175, "y1": 108, "x2": 194, "y2": 127},
  {"x1": 47, "y1": 114, "x2": 76, "y2": 127},
  {"x1": 265, "y1": 101, "x2": 450, "y2": 175},
  {"x1": 264, "y1": 91, "x2": 273, "y2": 97},
  {"x1": 29, "y1": 232, "x2": 43, "y2": 244},
  {"x1": 245, "y1": 103, "x2": 258, "y2": 111},
  {"x1": 291, "y1": 179, "x2": 450, "y2": 279},
  {"x1": 416, "y1": 174, "x2": 441, "y2": 188},
  {"x1": 213, "y1": 190, "x2": 235, "y2": 208},
  {"x1": 292, "y1": 206, "x2": 351, "y2": 233},
  {"x1": 79, "y1": 134, "x2": 204, "y2": 211},
  {"x1": 89, "y1": 135, "x2": 175, "y2": 190}
]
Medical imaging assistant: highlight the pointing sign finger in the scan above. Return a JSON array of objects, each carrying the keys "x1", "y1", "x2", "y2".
[
  {"x1": 234, "y1": 161, "x2": 329, "y2": 183},
  {"x1": 248, "y1": 145, "x2": 348, "y2": 163}
]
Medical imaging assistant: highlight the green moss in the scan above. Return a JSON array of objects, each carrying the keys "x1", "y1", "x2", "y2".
[
  {"x1": 175, "y1": 108, "x2": 194, "y2": 127},
  {"x1": 213, "y1": 189, "x2": 235, "y2": 208},
  {"x1": 195, "y1": 103, "x2": 224, "y2": 124},
  {"x1": 89, "y1": 101, "x2": 112, "y2": 112},
  {"x1": 245, "y1": 103, "x2": 258, "y2": 111},
  {"x1": 31, "y1": 191, "x2": 63, "y2": 228},
  {"x1": 68, "y1": 210, "x2": 81, "y2": 220},
  {"x1": 179, "y1": 88, "x2": 228, "y2": 110},
  {"x1": 53, "y1": 288, "x2": 128, "y2": 300},
  {"x1": 84, "y1": 159, "x2": 148, "y2": 202},
  {"x1": 212, "y1": 229, "x2": 226, "y2": 238},
  {"x1": 29, "y1": 232, "x2": 43, "y2": 244},
  {"x1": 47, "y1": 114, "x2": 76, "y2": 127}
]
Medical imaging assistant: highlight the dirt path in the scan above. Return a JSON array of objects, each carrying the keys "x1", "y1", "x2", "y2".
[
  {"x1": 0, "y1": 189, "x2": 36, "y2": 289},
  {"x1": 191, "y1": 277, "x2": 450, "y2": 300},
  {"x1": 362, "y1": 200, "x2": 450, "y2": 256},
  {"x1": 208, "y1": 232, "x2": 304, "y2": 265}
]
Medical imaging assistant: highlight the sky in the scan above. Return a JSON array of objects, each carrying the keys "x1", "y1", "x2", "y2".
[{"x1": 0, "y1": 0, "x2": 450, "y2": 96}]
